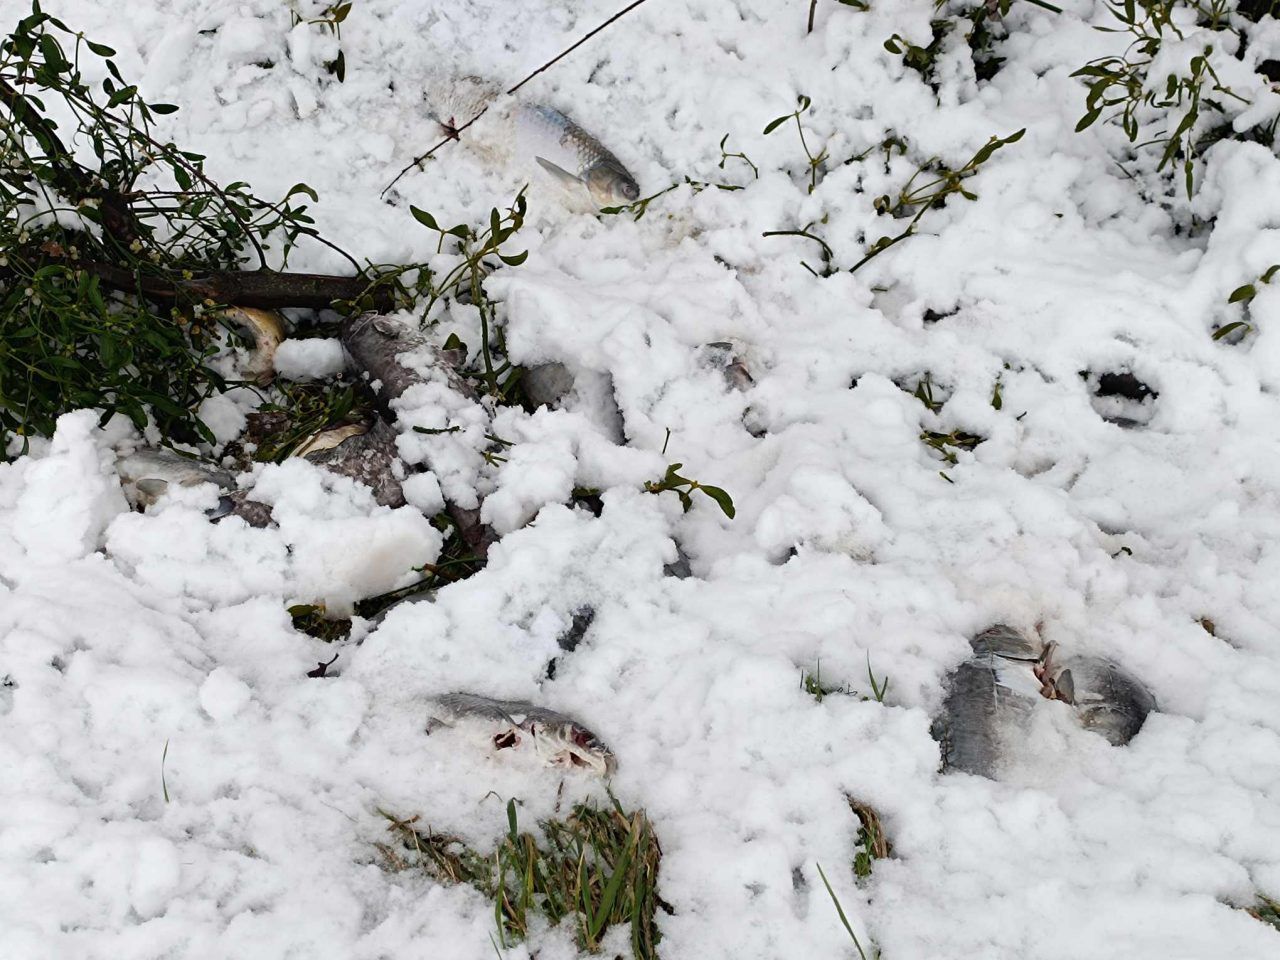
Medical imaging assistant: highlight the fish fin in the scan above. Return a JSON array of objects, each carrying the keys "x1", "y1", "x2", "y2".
[
  {"x1": 134, "y1": 478, "x2": 169, "y2": 498},
  {"x1": 536, "y1": 156, "x2": 585, "y2": 190},
  {"x1": 1055, "y1": 668, "x2": 1075, "y2": 704}
]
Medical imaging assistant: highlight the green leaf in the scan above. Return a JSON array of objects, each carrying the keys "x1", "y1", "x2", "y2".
[
  {"x1": 409, "y1": 205, "x2": 439, "y2": 230},
  {"x1": 332, "y1": 2, "x2": 353, "y2": 23},
  {"x1": 86, "y1": 40, "x2": 115, "y2": 57},
  {"x1": 286, "y1": 182, "x2": 319, "y2": 203},
  {"x1": 149, "y1": 102, "x2": 179, "y2": 115},
  {"x1": 506, "y1": 799, "x2": 518, "y2": 844},
  {"x1": 1212, "y1": 321, "x2": 1251, "y2": 340},
  {"x1": 37, "y1": 34, "x2": 65, "y2": 72},
  {"x1": 1075, "y1": 108, "x2": 1102, "y2": 132},
  {"x1": 106, "y1": 84, "x2": 137, "y2": 108},
  {"x1": 1227, "y1": 284, "x2": 1256, "y2": 304},
  {"x1": 699, "y1": 484, "x2": 736, "y2": 519},
  {"x1": 763, "y1": 115, "x2": 790, "y2": 135},
  {"x1": 498, "y1": 250, "x2": 528, "y2": 267},
  {"x1": 1263, "y1": 265, "x2": 1280, "y2": 284}
]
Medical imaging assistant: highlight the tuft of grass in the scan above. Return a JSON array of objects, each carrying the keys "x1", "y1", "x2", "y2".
[
  {"x1": 801, "y1": 655, "x2": 890, "y2": 704},
  {"x1": 161, "y1": 739, "x2": 170, "y2": 803},
  {"x1": 815, "y1": 862, "x2": 874, "y2": 960},
  {"x1": 920, "y1": 428, "x2": 985, "y2": 465},
  {"x1": 1248, "y1": 895, "x2": 1280, "y2": 931},
  {"x1": 848, "y1": 797, "x2": 891, "y2": 882},
  {"x1": 378, "y1": 797, "x2": 666, "y2": 960}
]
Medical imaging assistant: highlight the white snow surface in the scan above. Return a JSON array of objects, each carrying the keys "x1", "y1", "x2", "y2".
[{"x1": 2, "y1": 1, "x2": 1280, "y2": 958}]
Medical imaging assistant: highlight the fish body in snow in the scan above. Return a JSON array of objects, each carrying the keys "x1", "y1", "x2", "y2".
[
  {"x1": 221, "y1": 306, "x2": 286, "y2": 386},
  {"x1": 427, "y1": 692, "x2": 616, "y2": 776},
  {"x1": 933, "y1": 624, "x2": 1156, "y2": 777},
  {"x1": 515, "y1": 104, "x2": 639, "y2": 207},
  {"x1": 116, "y1": 448, "x2": 237, "y2": 517},
  {"x1": 1057, "y1": 655, "x2": 1155, "y2": 746}
]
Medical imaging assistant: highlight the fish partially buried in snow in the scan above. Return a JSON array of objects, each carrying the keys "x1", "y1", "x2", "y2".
[
  {"x1": 933, "y1": 624, "x2": 1156, "y2": 778},
  {"x1": 515, "y1": 104, "x2": 640, "y2": 207},
  {"x1": 427, "y1": 692, "x2": 616, "y2": 776},
  {"x1": 116, "y1": 448, "x2": 237, "y2": 518}
]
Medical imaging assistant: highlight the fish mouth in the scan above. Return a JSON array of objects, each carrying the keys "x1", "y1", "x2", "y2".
[{"x1": 531, "y1": 722, "x2": 616, "y2": 776}]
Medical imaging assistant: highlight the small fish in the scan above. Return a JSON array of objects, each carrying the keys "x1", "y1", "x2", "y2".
[
  {"x1": 427, "y1": 692, "x2": 616, "y2": 776},
  {"x1": 116, "y1": 448, "x2": 237, "y2": 516},
  {"x1": 221, "y1": 306, "x2": 287, "y2": 386},
  {"x1": 1056, "y1": 655, "x2": 1155, "y2": 746},
  {"x1": 934, "y1": 625, "x2": 1157, "y2": 777},
  {"x1": 516, "y1": 104, "x2": 639, "y2": 207},
  {"x1": 933, "y1": 657, "x2": 1034, "y2": 779}
]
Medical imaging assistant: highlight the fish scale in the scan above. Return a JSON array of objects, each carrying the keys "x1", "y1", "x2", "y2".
[{"x1": 514, "y1": 103, "x2": 639, "y2": 206}]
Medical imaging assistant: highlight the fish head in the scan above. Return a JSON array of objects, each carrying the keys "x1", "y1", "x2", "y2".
[
  {"x1": 529, "y1": 720, "x2": 616, "y2": 776},
  {"x1": 585, "y1": 161, "x2": 640, "y2": 206}
]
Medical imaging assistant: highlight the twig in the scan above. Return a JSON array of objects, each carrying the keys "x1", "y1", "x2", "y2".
[
  {"x1": 808, "y1": 0, "x2": 817, "y2": 34},
  {"x1": 380, "y1": 0, "x2": 655, "y2": 197}
]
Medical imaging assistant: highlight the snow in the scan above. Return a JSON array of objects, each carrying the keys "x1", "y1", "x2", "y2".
[{"x1": 3, "y1": 0, "x2": 1280, "y2": 958}]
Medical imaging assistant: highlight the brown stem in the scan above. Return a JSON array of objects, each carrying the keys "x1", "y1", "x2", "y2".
[{"x1": 2, "y1": 250, "x2": 392, "y2": 310}]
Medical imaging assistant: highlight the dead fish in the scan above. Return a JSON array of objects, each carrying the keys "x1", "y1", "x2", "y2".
[
  {"x1": 1056, "y1": 655, "x2": 1155, "y2": 746},
  {"x1": 221, "y1": 307, "x2": 287, "y2": 386},
  {"x1": 516, "y1": 104, "x2": 640, "y2": 207},
  {"x1": 427, "y1": 692, "x2": 616, "y2": 776},
  {"x1": 933, "y1": 653, "x2": 1035, "y2": 779},
  {"x1": 700, "y1": 342, "x2": 754, "y2": 392},
  {"x1": 934, "y1": 625, "x2": 1156, "y2": 777},
  {"x1": 116, "y1": 448, "x2": 236, "y2": 516}
]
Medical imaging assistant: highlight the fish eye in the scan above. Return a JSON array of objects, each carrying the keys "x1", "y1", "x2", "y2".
[{"x1": 621, "y1": 181, "x2": 640, "y2": 201}]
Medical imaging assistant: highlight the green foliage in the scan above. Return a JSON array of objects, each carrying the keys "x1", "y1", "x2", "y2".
[
  {"x1": 801, "y1": 655, "x2": 891, "y2": 704},
  {"x1": 815, "y1": 862, "x2": 875, "y2": 960},
  {"x1": 849, "y1": 797, "x2": 890, "y2": 882},
  {"x1": 644, "y1": 462, "x2": 736, "y2": 519},
  {"x1": 855, "y1": 128, "x2": 1025, "y2": 272},
  {"x1": 1248, "y1": 894, "x2": 1280, "y2": 931},
  {"x1": 920, "y1": 428, "x2": 985, "y2": 464},
  {"x1": 1071, "y1": 1, "x2": 1249, "y2": 198},
  {"x1": 764, "y1": 94, "x2": 829, "y2": 193},
  {"x1": 386, "y1": 190, "x2": 530, "y2": 399},
  {"x1": 379, "y1": 798, "x2": 665, "y2": 960},
  {"x1": 0, "y1": 4, "x2": 348, "y2": 454},
  {"x1": 289, "y1": 1, "x2": 354, "y2": 82}
]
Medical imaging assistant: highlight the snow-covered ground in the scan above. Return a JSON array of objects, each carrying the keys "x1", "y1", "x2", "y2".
[{"x1": 4, "y1": 0, "x2": 1280, "y2": 957}]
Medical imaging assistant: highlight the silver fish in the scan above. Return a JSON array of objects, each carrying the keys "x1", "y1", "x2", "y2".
[
  {"x1": 934, "y1": 625, "x2": 1156, "y2": 777},
  {"x1": 933, "y1": 654, "x2": 1035, "y2": 779},
  {"x1": 221, "y1": 306, "x2": 287, "y2": 386},
  {"x1": 1056, "y1": 655, "x2": 1155, "y2": 746},
  {"x1": 516, "y1": 104, "x2": 639, "y2": 207},
  {"x1": 427, "y1": 692, "x2": 616, "y2": 776},
  {"x1": 116, "y1": 448, "x2": 236, "y2": 516}
]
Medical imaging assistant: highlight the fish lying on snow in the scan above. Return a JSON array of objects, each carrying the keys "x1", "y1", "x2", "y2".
[
  {"x1": 422, "y1": 73, "x2": 640, "y2": 207},
  {"x1": 116, "y1": 448, "x2": 237, "y2": 518},
  {"x1": 514, "y1": 103, "x2": 640, "y2": 207},
  {"x1": 427, "y1": 692, "x2": 616, "y2": 776},
  {"x1": 933, "y1": 624, "x2": 1156, "y2": 778}
]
